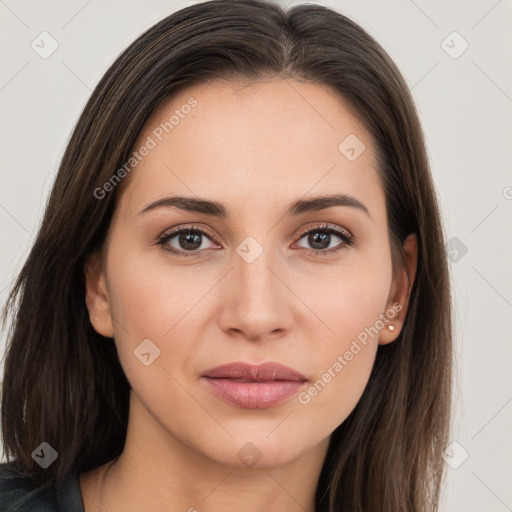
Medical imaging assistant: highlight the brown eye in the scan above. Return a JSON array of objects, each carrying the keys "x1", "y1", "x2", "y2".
[
  {"x1": 305, "y1": 231, "x2": 332, "y2": 250},
  {"x1": 177, "y1": 231, "x2": 203, "y2": 251},
  {"x1": 295, "y1": 225, "x2": 354, "y2": 254},
  {"x1": 157, "y1": 226, "x2": 219, "y2": 256}
]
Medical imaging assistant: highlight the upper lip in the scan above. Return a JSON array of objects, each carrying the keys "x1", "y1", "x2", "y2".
[{"x1": 202, "y1": 362, "x2": 307, "y2": 382}]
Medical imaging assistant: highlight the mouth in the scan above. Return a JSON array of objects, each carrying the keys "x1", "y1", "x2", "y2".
[{"x1": 201, "y1": 362, "x2": 308, "y2": 409}]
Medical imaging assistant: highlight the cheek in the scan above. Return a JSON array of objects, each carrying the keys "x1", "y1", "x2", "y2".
[
  {"x1": 296, "y1": 251, "x2": 392, "y2": 424},
  {"x1": 107, "y1": 246, "x2": 204, "y2": 337},
  {"x1": 103, "y1": 246, "x2": 188, "y2": 374},
  {"x1": 104, "y1": 244, "x2": 226, "y2": 391},
  {"x1": 297, "y1": 292, "x2": 383, "y2": 432},
  {"x1": 302, "y1": 249, "x2": 392, "y2": 348},
  {"x1": 104, "y1": 253, "x2": 205, "y2": 426},
  {"x1": 299, "y1": 342, "x2": 377, "y2": 436}
]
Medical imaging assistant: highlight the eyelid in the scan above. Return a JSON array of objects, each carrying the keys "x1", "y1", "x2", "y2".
[
  {"x1": 158, "y1": 223, "x2": 218, "y2": 243},
  {"x1": 156, "y1": 223, "x2": 220, "y2": 257},
  {"x1": 291, "y1": 223, "x2": 354, "y2": 253},
  {"x1": 156, "y1": 222, "x2": 354, "y2": 256},
  {"x1": 294, "y1": 222, "x2": 353, "y2": 241}
]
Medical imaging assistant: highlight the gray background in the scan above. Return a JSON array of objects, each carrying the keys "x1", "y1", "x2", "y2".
[{"x1": 1, "y1": 0, "x2": 511, "y2": 510}]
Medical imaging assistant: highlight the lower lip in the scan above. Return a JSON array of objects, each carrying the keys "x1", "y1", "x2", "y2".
[{"x1": 201, "y1": 377, "x2": 306, "y2": 409}]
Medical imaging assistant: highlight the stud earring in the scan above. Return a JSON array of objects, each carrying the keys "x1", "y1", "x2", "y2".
[{"x1": 386, "y1": 324, "x2": 395, "y2": 332}]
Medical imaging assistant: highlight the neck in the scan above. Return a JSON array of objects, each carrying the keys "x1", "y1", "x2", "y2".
[{"x1": 80, "y1": 391, "x2": 330, "y2": 512}]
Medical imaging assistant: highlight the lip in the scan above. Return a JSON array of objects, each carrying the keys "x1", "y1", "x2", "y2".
[{"x1": 201, "y1": 362, "x2": 308, "y2": 409}]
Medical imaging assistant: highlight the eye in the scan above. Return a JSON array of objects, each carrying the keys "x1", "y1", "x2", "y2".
[
  {"x1": 156, "y1": 225, "x2": 219, "y2": 256},
  {"x1": 293, "y1": 224, "x2": 354, "y2": 255},
  {"x1": 155, "y1": 223, "x2": 354, "y2": 258}
]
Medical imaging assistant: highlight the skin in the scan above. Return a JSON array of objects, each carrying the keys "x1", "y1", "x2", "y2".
[{"x1": 81, "y1": 78, "x2": 417, "y2": 512}]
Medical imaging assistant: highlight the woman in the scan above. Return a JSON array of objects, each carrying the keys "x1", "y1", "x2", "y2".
[{"x1": 0, "y1": 0, "x2": 452, "y2": 510}]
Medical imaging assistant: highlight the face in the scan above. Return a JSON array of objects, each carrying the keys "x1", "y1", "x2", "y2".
[{"x1": 86, "y1": 78, "x2": 414, "y2": 469}]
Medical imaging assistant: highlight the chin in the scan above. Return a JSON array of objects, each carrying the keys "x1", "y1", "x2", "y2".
[{"x1": 201, "y1": 429, "x2": 318, "y2": 470}]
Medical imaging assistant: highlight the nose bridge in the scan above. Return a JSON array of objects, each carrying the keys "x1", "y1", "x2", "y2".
[
  {"x1": 235, "y1": 236, "x2": 281, "y2": 310},
  {"x1": 237, "y1": 239, "x2": 276, "y2": 297},
  {"x1": 220, "y1": 235, "x2": 292, "y2": 339}
]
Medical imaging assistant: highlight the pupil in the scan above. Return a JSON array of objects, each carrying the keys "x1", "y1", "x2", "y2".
[
  {"x1": 179, "y1": 231, "x2": 201, "y2": 250},
  {"x1": 309, "y1": 231, "x2": 330, "y2": 249},
  {"x1": 176, "y1": 231, "x2": 332, "y2": 252}
]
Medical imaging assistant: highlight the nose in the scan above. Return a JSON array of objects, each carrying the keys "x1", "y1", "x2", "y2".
[{"x1": 218, "y1": 243, "x2": 294, "y2": 342}]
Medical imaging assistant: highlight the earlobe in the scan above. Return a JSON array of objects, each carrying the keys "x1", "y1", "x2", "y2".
[
  {"x1": 84, "y1": 251, "x2": 115, "y2": 338},
  {"x1": 379, "y1": 317, "x2": 402, "y2": 345},
  {"x1": 379, "y1": 233, "x2": 418, "y2": 345}
]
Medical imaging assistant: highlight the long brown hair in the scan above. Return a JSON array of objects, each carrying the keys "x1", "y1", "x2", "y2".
[{"x1": 1, "y1": 1, "x2": 452, "y2": 510}]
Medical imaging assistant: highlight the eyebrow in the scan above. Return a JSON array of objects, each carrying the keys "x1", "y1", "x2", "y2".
[{"x1": 139, "y1": 194, "x2": 370, "y2": 218}]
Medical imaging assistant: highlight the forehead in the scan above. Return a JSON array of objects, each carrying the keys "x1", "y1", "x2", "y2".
[{"x1": 119, "y1": 78, "x2": 383, "y2": 218}]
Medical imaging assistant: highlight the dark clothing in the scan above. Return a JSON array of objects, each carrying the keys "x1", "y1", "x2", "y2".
[{"x1": 0, "y1": 463, "x2": 85, "y2": 511}]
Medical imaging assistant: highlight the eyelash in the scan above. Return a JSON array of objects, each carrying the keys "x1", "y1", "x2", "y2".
[{"x1": 155, "y1": 223, "x2": 354, "y2": 258}]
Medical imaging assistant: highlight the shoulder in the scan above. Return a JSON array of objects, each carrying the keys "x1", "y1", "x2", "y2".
[
  {"x1": 0, "y1": 462, "x2": 57, "y2": 511},
  {"x1": 0, "y1": 461, "x2": 84, "y2": 512}
]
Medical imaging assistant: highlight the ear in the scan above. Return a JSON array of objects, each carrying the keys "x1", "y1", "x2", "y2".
[
  {"x1": 379, "y1": 233, "x2": 418, "y2": 345},
  {"x1": 84, "y1": 250, "x2": 114, "y2": 338}
]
